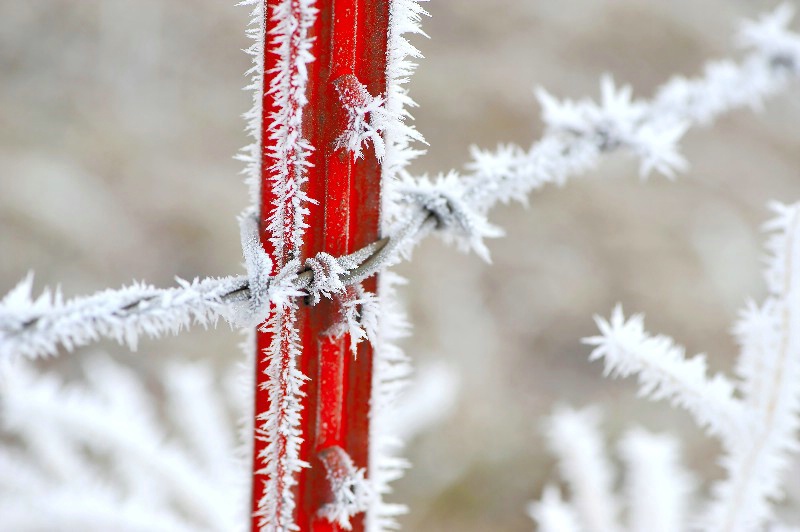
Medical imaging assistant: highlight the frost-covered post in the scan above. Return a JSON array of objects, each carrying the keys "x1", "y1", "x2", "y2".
[{"x1": 245, "y1": 0, "x2": 389, "y2": 530}]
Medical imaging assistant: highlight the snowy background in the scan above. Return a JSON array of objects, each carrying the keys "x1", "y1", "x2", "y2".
[{"x1": 2, "y1": 1, "x2": 800, "y2": 530}]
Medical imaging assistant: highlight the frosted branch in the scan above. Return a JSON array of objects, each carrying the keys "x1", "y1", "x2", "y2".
[
  {"x1": 533, "y1": 417, "x2": 695, "y2": 532},
  {"x1": 618, "y1": 429, "x2": 695, "y2": 532},
  {"x1": 543, "y1": 407, "x2": 622, "y2": 532},
  {"x1": 584, "y1": 306, "x2": 746, "y2": 445},
  {"x1": 0, "y1": 356, "x2": 243, "y2": 531},
  {"x1": 704, "y1": 201, "x2": 800, "y2": 531},
  {"x1": 527, "y1": 486, "x2": 583, "y2": 532},
  {"x1": 574, "y1": 202, "x2": 800, "y2": 531}
]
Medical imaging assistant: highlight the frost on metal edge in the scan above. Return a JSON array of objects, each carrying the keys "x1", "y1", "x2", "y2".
[
  {"x1": 247, "y1": 0, "x2": 319, "y2": 530},
  {"x1": 318, "y1": 446, "x2": 374, "y2": 530},
  {"x1": 237, "y1": 0, "x2": 267, "y2": 209},
  {"x1": 368, "y1": 0, "x2": 428, "y2": 529}
]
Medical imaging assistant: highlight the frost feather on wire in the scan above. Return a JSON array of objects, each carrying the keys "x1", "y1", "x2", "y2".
[
  {"x1": 464, "y1": 4, "x2": 800, "y2": 212},
  {"x1": 0, "y1": 272, "x2": 246, "y2": 362}
]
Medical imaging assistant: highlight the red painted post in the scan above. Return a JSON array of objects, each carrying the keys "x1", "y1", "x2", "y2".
[{"x1": 252, "y1": 0, "x2": 389, "y2": 530}]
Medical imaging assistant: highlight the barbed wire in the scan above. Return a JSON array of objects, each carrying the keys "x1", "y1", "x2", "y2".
[{"x1": 1, "y1": 9, "x2": 799, "y2": 362}]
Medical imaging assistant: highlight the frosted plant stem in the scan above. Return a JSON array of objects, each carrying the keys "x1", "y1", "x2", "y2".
[
  {"x1": 618, "y1": 429, "x2": 694, "y2": 532},
  {"x1": 580, "y1": 201, "x2": 800, "y2": 531},
  {"x1": 584, "y1": 306, "x2": 744, "y2": 445},
  {"x1": 707, "y1": 204, "x2": 800, "y2": 531},
  {"x1": 3, "y1": 365, "x2": 233, "y2": 530},
  {"x1": 544, "y1": 407, "x2": 622, "y2": 531}
]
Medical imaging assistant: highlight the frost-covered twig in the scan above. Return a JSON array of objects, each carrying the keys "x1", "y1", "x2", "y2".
[
  {"x1": 584, "y1": 306, "x2": 745, "y2": 445},
  {"x1": 532, "y1": 408, "x2": 695, "y2": 532},
  {"x1": 618, "y1": 429, "x2": 695, "y2": 532},
  {"x1": 704, "y1": 201, "x2": 800, "y2": 531},
  {"x1": 0, "y1": 355, "x2": 245, "y2": 531},
  {"x1": 578, "y1": 201, "x2": 800, "y2": 531},
  {"x1": 543, "y1": 407, "x2": 622, "y2": 532}
]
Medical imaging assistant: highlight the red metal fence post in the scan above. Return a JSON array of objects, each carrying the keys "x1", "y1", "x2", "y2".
[{"x1": 252, "y1": 0, "x2": 389, "y2": 530}]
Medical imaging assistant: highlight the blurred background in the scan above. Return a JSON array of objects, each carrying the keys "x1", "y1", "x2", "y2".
[{"x1": 2, "y1": 1, "x2": 800, "y2": 530}]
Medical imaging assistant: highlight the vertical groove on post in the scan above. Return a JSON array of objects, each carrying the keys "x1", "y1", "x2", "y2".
[{"x1": 253, "y1": 0, "x2": 390, "y2": 530}]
